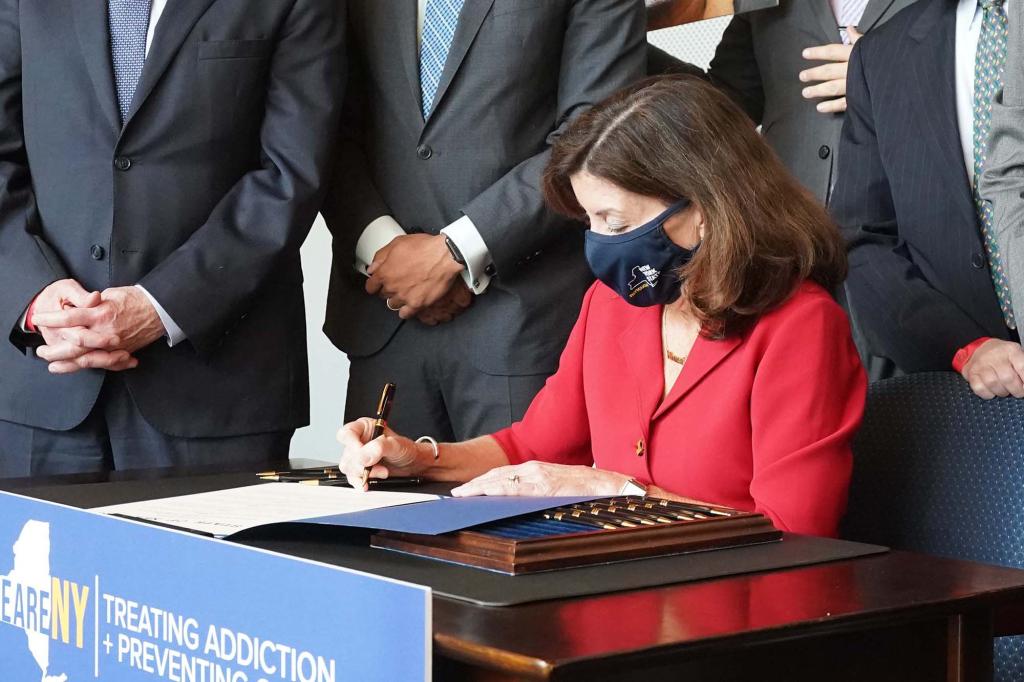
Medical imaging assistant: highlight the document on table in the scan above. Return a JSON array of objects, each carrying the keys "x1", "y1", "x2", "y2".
[{"x1": 90, "y1": 484, "x2": 441, "y2": 538}]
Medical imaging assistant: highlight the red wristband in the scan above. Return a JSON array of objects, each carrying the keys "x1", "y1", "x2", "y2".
[
  {"x1": 952, "y1": 337, "x2": 993, "y2": 373},
  {"x1": 24, "y1": 298, "x2": 38, "y2": 334}
]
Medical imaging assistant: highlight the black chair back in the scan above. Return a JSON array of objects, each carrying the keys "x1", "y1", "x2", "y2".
[{"x1": 843, "y1": 372, "x2": 1024, "y2": 681}]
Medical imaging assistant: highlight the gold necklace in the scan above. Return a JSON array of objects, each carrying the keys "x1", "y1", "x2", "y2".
[{"x1": 662, "y1": 307, "x2": 688, "y2": 366}]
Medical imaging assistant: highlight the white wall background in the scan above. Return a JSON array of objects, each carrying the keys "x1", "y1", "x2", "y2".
[
  {"x1": 289, "y1": 17, "x2": 733, "y2": 460},
  {"x1": 649, "y1": 15, "x2": 731, "y2": 70},
  {"x1": 292, "y1": 216, "x2": 349, "y2": 462}
]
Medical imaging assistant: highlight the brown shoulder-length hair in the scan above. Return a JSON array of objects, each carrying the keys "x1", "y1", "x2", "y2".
[{"x1": 543, "y1": 75, "x2": 847, "y2": 338}]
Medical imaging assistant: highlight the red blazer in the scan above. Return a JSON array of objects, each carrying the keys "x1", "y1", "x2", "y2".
[{"x1": 492, "y1": 281, "x2": 867, "y2": 537}]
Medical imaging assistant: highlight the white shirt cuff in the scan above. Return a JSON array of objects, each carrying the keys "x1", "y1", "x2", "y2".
[
  {"x1": 442, "y1": 215, "x2": 493, "y2": 294},
  {"x1": 135, "y1": 284, "x2": 186, "y2": 347},
  {"x1": 355, "y1": 216, "x2": 406, "y2": 275}
]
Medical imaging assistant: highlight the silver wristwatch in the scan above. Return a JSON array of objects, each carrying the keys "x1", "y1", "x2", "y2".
[{"x1": 618, "y1": 477, "x2": 649, "y2": 497}]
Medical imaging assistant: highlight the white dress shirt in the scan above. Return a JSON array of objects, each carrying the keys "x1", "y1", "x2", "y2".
[
  {"x1": 22, "y1": 0, "x2": 184, "y2": 344},
  {"x1": 353, "y1": 0, "x2": 494, "y2": 295},
  {"x1": 957, "y1": 0, "x2": 984, "y2": 184},
  {"x1": 146, "y1": 0, "x2": 168, "y2": 54}
]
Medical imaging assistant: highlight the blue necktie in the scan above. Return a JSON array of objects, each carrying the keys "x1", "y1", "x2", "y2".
[
  {"x1": 109, "y1": 0, "x2": 154, "y2": 124},
  {"x1": 420, "y1": 0, "x2": 465, "y2": 119}
]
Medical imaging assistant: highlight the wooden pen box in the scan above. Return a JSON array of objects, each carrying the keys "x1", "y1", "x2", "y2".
[{"x1": 371, "y1": 498, "x2": 782, "y2": 575}]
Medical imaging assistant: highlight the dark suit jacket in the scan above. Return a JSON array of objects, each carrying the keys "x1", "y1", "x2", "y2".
[
  {"x1": 0, "y1": 0, "x2": 345, "y2": 437},
  {"x1": 708, "y1": 0, "x2": 916, "y2": 203},
  {"x1": 323, "y1": 0, "x2": 647, "y2": 376},
  {"x1": 831, "y1": 0, "x2": 1011, "y2": 374}
]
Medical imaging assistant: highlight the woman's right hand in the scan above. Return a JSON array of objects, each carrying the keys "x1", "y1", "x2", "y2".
[{"x1": 337, "y1": 418, "x2": 429, "y2": 490}]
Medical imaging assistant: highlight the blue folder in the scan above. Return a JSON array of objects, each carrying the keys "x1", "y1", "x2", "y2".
[{"x1": 300, "y1": 495, "x2": 602, "y2": 535}]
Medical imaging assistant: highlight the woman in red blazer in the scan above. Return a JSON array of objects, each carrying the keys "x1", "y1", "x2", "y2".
[{"x1": 338, "y1": 76, "x2": 866, "y2": 537}]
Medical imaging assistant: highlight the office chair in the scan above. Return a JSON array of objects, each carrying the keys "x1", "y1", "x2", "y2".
[{"x1": 843, "y1": 371, "x2": 1024, "y2": 682}]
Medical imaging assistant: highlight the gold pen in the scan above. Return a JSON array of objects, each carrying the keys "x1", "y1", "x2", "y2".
[
  {"x1": 301, "y1": 476, "x2": 423, "y2": 487},
  {"x1": 543, "y1": 510, "x2": 618, "y2": 530},
  {"x1": 567, "y1": 504, "x2": 640, "y2": 528},
  {"x1": 593, "y1": 501, "x2": 674, "y2": 524},
  {"x1": 648, "y1": 498, "x2": 732, "y2": 517},
  {"x1": 579, "y1": 502, "x2": 659, "y2": 526},
  {"x1": 259, "y1": 473, "x2": 342, "y2": 482},
  {"x1": 606, "y1": 497, "x2": 699, "y2": 521},
  {"x1": 362, "y1": 383, "x2": 397, "y2": 488},
  {"x1": 257, "y1": 466, "x2": 339, "y2": 477}
]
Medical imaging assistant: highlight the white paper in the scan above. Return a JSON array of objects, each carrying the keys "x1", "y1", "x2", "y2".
[{"x1": 91, "y1": 484, "x2": 440, "y2": 538}]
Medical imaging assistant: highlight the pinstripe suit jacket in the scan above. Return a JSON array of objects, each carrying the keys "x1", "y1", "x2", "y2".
[
  {"x1": 831, "y1": 0, "x2": 1011, "y2": 374},
  {"x1": 708, "y1": 0, "x2": 916, "y2": 204}
]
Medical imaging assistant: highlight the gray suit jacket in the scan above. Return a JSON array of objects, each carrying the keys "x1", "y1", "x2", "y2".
[
  {"x1": 708, "y1": 0, "x2": 916, "y2": 204},
  {"x1": 0, "y1": 0, "x2": 344, "y2": 437},
  {"x1": 980, "y1": 0, "x2": 1024, "y2": 325},
  {"x1": 322, "y1": 0, "x2": 647, "y2": 376}
]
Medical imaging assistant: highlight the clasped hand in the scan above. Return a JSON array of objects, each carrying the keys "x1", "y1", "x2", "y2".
[
  {"x1": 366, "y1": 233, "x2": 471, "y2": 324},
  {"x1": 28, "y1": 279, "x2": 166, "y2": 374}
]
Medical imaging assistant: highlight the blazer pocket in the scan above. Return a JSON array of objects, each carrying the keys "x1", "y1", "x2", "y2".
[
  {"x1": 491, "y1": 0, "x2": 547, "y2": 18},
  {"x1": 198, "y1": 39, "x2": 273, "y2": 61}
]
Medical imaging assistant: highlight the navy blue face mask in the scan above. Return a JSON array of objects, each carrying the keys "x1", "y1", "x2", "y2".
[{"x1": 584, "y1": 200, "x2": 698, "y2": 307}]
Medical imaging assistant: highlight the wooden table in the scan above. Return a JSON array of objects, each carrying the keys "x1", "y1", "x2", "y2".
[{"x1": 4, "y1": 466, "x2": 1023, "y2": 682}]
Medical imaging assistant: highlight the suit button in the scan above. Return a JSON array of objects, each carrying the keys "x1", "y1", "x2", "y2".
[
  {"x1": 114, "y1": 156, "x2": 132, "y2": 171},
  {"x1": 90, "y1": 244, "x2": 106, "y2": 261},
  {"x1": 416, "y1": 144, "x2": 433, "y2": 160},
  {"x1": 972, "y1": 252, "x2": 987, "y2": 269},
  {"x1": 818, "y1": 145, "x2": 831, "y2": 160}
]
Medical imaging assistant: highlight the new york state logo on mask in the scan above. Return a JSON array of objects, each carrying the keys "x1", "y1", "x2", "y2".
[{"x1": 628, "y1": 264, "x2": 661, "y2": 298}]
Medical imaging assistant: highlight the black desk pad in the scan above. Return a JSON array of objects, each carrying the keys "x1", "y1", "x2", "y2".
[
  {"x1": 231, "y1": 524, "x2": 887, "y2": 607},
  {"x1": 3, "y1": 472, "x2": 888, "y2": 607},
  {"x1": 2, "y1": 471, "x2": 455, "y2": 507}
]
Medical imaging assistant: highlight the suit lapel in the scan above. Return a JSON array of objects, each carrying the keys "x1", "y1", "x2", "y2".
[
  {"x1": 807, "y1": 0, "x2": 842, "y2": 44},
  {"x1": 858, "y1": 0, "x2": 897, "y2": 32},
  {"x1": 652, "y1": 333, "x2": 742, "y2": 421},
  {"x1": 424, "y1": 0, "x2": 494, "y2": 127},
  {"x1": 72, "y1": 0, "x2": 122, "y2": 134},
  {"x1": 908, "y1": 0, "x2": 977, "y2": 229},
  {"x1": 616, "y1": 303, "x2": 745, "y2": 424},
  {"x1": 390, "y1": 0, "x2": 426, "y2": 126},
  {"x1": 121, "y1": 0, "x2": 218, "y2": 132},
  {"x1": 617, "y1": 305, "x2": 665, "y2": 429}
]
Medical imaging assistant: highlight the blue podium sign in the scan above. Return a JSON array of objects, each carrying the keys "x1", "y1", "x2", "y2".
[{"x1": 0, "y1": 491, "x2": 431, "y2": 681}]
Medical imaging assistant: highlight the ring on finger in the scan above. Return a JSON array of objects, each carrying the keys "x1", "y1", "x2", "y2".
[{"x1": 386, "y1": 298, "x2": 401, "y2": 312}]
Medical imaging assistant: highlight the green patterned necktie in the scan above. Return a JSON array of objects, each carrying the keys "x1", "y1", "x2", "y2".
[{"x1": 974, "y1": 0, "x2": 1015, "y2": 329}]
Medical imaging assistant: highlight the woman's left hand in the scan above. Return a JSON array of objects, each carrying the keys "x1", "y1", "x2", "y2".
[{"x1": 451, "y1": 461, "x2": 629, "y2": 498}]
